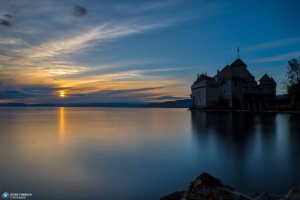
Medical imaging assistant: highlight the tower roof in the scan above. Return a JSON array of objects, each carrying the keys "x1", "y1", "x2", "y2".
[
  {"x1": 240, "y1": 70, "x2": 253, "y2": 78},
  {"x1": 259, "y1": 74, "x2": 271, "y2": 81},
  {"x1": 270, "y1": 77, "x2": 276, "y2": 83},
  {"x1": 217, "y1": 65, "x2": 239, "y2": 77},
  {"x1": 230, "y1": 58, "x2": 247, "y2": 67}
]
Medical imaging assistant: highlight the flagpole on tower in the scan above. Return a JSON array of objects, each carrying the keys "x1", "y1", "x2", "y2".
[{"x1": 237, "y1": 45, "x2": 240, "y2": 59}]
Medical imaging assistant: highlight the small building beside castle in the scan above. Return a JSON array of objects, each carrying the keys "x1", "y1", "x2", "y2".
[{"x1": 191, "y1": 52, "x2": 276, "y2": 109}]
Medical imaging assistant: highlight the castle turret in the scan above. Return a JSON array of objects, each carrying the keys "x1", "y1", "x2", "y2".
[{"x1": 259, "y1": 74, "x2": 276, "y2": 96}]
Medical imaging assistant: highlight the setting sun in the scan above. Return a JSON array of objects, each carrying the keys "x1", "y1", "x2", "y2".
[{"x1": 59, "y1": 91, "x2": 66, "y2": 98}]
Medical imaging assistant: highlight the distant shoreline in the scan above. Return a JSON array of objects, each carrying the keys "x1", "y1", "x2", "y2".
[
  {"x1": 0, "y1": 99, "x2": 191, "y2": 108},
  {"x1": 0, "y1": 103, "x2": 145, "y2": 108},
  {"x1": 1, "y1": 103, "x2": 300, "y2": 113}
]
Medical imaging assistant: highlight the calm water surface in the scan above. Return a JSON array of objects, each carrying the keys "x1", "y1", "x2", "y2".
[{"x1": 0, "y1": 107, "x2": 300, "y2": 200}]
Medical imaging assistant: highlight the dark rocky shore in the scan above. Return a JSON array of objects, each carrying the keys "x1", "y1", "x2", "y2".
[{"x1": 160, "y1": 173, "x2": 300, "y2": 200}]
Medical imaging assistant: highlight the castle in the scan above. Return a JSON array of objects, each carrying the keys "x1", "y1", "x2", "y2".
[{"x1": 190, "y1": 52, "x2": 276, "y2": 109}]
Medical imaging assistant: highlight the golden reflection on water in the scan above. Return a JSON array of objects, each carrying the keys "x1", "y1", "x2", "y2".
[{"x1": 60, "y1": 107, "x2": 65, "y2": 140}]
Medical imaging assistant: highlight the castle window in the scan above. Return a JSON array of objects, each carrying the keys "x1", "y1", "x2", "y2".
[{"x1": 224, "y1": 90, "x2": 226, "y2": 94}]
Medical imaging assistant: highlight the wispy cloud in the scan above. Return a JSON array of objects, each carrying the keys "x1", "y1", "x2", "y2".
[
  {"x1": 0, "y1": 37, "x2": 26, "y2": 45},
  {"x1": 250, "y1": 66, "x2": 285, "y2": 75},
  {"x1": 72, "y1": 5, "x2": 87, "y2": 17},
  {"x1": 1, "y1": 0, "x2": 225, "y2": 63},
  {"x1": 253, "y1": 51, "x2": 300, "y2": 62},
  {"x1": 0, "y1": 83, "x2": 180, "y2": 103},
  {"x1": 0, "y1": 19, "x2": 11, "y2": 27},
  {"x1": 20, "y1": 19, "x2": 180, "y2": 60},
  {"x1": 244, "y1": 37, "x2": 300, "y2": 51},
  {"x1": 146, "y1": 95, "x2": 185, "y2": 101},
  {"x1": 114, "y1": 0, "x2": 184, "y2": 13},
  {"x1": 0, "y1": 6, "x2": 191, "y2": 78},
  {"x1": 0, "y1": 0, "x2": 225, "y2": 103}
]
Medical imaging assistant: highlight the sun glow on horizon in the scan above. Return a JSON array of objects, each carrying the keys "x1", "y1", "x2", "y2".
[{"x1": 59, "y1": 91, "x2": 66, "y2": 98}]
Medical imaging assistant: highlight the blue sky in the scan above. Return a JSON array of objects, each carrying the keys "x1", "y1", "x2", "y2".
[{"x1": 0, "y1": 0, "x2": 300, "y2": 103}]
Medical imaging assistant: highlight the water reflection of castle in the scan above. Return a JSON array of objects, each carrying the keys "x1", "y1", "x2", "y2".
[{"x1": 191, "y1": 51, "x2": 276, "y2": 109}]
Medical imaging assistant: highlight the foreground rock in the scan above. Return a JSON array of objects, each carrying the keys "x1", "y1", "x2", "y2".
[
  {"x1": 247, "y1": 193, "x2": 284, "y2": 200},
  {"x1": 183, "y1": 173, "x2": 250, "y2": 200},
  {"x1": 160, "y1": 173, "x2": 299, "y2": 200},
  {"x1": 285, "y1": 186, "x2": 300, "y2": 200},
  {"x1": 160, "y1": 191, "x2": 185, "y2": 200}
]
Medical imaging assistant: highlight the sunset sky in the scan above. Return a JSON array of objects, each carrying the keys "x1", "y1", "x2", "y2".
[{"x1": 1, "y1": 0, "x2": 300, "y2": 104}]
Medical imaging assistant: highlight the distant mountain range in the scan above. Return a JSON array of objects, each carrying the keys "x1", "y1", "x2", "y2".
[
  {"x1": 142, "y1": 99, "x2": 191, "y2": 108},
  {"x1": 0, "y1": 99, "x2": 191, "y2": 108}
]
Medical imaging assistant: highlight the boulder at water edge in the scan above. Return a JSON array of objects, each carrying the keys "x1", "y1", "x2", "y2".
[
  {"x1": 182, "y1": 173, "x2": 250, "y2": 200},
  {"x1": 160, "y1": 172, "x2": 299, "y2": 200},
  {"x1": 285, "y1": 186, "x2": 300, "y2": 200}
]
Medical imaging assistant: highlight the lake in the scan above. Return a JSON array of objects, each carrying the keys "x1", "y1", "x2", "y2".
[{"x1": 0, "y1": 107, "x2": 300, "y2": 200}]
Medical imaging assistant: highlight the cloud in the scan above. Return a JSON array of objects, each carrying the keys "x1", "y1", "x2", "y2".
[
  {"x1": 253, "y1": 51, "x2": 300, "y2": 62},
  {"x1": 28, "y1": 19, "x2": 181, "y2": 59},
  {"x1": 46, "y1": 64, "x2": 89, "y2": 75},
  {"x1": 132, "y1": 67, "x2": 190, "y2": 74},
  {"x1": 0, "y1": 0, "x2": 224, "y2": 66},
  {"x1": 89, "y1": 87, "x2": 163, "y2": 96},
  {"x1": 4, "y1": 90, "x2": 23, "y2": 94},
  {"x1": 0, "y1": 19, "x2": 11, "y2": 27},
  {"x1": 0, "y1": 17, "x2": 185, "y2": 76},
  {"x1": 0, "y1": 90, "x2": 34, "y2": 99},
  {"x1": 63, "y1": 65, "x2": 188, "y2": 80},
  {"x1": 72, "y1": 5, "x2": 87, "y2": 17},
  {"x1": 70, "y1": 94, "x2": 86, "y2": 97},
  {"x1": 250, "y1": 66, "x2": 285, "y2": 76},
  {"x1": 244, "y1": 37, "x2": 300, "y2": 51},
  {"x1": 0, "y1": 38, "x2": 26, "y2": 45},
  {"x1": 0, "y1": 1, "x2": 222, "y2": 103},
  {"x1": 59, "y1": 60, "x2": 142, "y2": 78},
  {"x1": 146, "y1": 95, "x2": 185, "y2": 100},
  {"x1": 114, "y1": 0, "x2": 183, "y2": 13},
  {"x1": 3, "y1": 14, "x2": 13, "y2": 18},
  {"x1": 0, "y1": 75, "x2": 181, "y2": 103},
  {"x1": 0, "y1": 14, "x2": 190, "y2": 85},
  {"x1": 73, "y1": 87, "x2": 167, "y2": 103}
]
